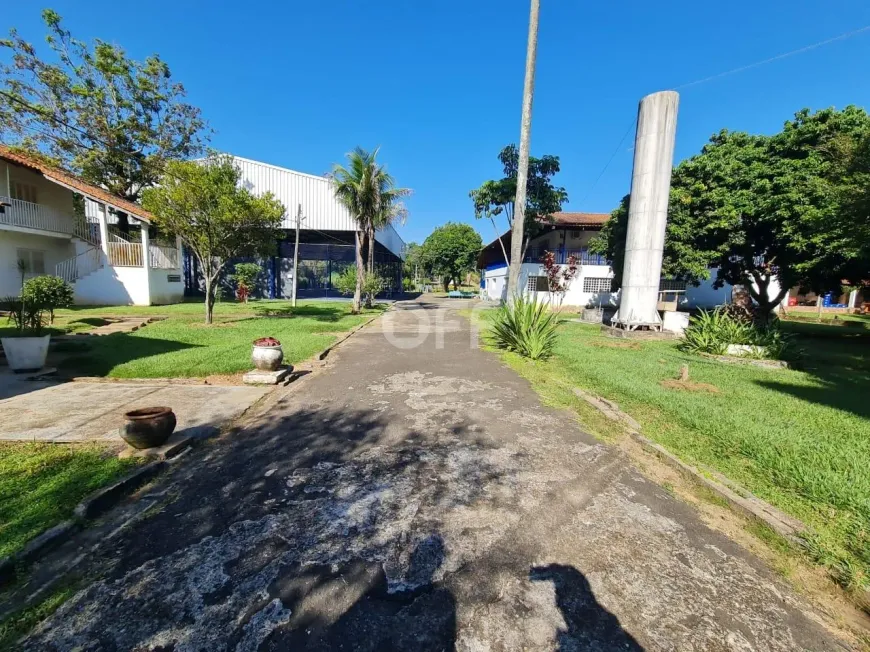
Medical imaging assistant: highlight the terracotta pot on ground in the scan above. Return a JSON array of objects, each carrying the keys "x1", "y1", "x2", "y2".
[
  {"x1": 252, "y1": 337, "x2": 283, "y2": 371},
  {"x1": 121, "y1": 407, "x2": 177, "y2": 449}
]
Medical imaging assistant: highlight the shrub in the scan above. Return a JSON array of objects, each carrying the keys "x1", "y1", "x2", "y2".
[
  {"x1": 490, "y1": 295, "x2": 559, "y2": 360},
  {"x1": 681, "y1": 308, "x2": 797, "y2": 360},
  {"x1": 1, "y1": 296, "x2": 44, "y2": 335},
  {"x1": 21, "y1": 275, "x2": 74, "y2": 325},
  {"x1": 229, "y1": 262, "x2": 262, "y2": 303},
  {"x1": 334, "y1": 267, "x2": 385, "y2": 298}
]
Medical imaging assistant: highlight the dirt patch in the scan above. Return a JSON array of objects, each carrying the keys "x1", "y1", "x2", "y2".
[
  {"x1": 660, "y1": 379, "x2": 720, "y2": 393},
  {"x1": 589, "y1": 340, "x2": 640, "y2": 350}
]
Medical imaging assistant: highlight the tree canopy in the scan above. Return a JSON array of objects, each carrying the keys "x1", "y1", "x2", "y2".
[
  {"x1": 141, "y1": 155, "x2": 284, "y2": 324},
  {"x1": 0, "y1": 10, "x2": 208, "y2": 206},
  {"x1": 592, "y1": 106, "x2": 870, "y2": 311},
  {"x1": 421, "y1": 223, "x2": 483, "y2": 291},
  {"x1": 469, "y1": 144, "x2": 567, "y2": 260}
]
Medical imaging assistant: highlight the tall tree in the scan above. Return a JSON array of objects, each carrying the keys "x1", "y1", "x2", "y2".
[
  {"x1": 592, "y1": 106, "x2": 870, "y2": 313},
  {"x1": 332, "y1": 147, "x2": 409, "y2": 312},
  {"x1": 0, "y1": 10, "x2": 208, "y2": 220},
  {"x1": 141, "y1": 155, "x2": 284, "y2": 324},
  {"x1": 508, "y1": 0, "x2": 541, "y2": 298},
  {"x1": 420, "y1": 223, "x2": 483, "y2": 292},
  {"x1": 469, "y1": 144, "x2": 567, "y2": 266}
]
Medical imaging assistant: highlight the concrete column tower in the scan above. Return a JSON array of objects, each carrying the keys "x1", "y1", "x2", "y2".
[{"x1": 613, "y1": 90, "x2": 679, "y2": 330}]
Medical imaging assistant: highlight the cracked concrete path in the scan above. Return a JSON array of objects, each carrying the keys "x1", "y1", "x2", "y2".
[{"x1": 22, "y1": 298, "x2": 850, "y2": 650}]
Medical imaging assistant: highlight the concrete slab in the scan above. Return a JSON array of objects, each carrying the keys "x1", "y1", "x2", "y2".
[
  {"x1": 0, "y1": 381, "x2": 269, "y2": 443},
  {"x1": 243, "y1": 367, "x2": 290, "y2": 386}
]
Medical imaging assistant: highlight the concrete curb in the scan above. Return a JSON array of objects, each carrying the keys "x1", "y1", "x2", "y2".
[
  {"x1": 316, "y1": 311, "x2": 385, "y2": 361},
  {"x1": 571, "y1": 386, "x2": 809, "y2": 544},
  {"x1": 0, "y1": 460, "x2": 167, "y2": 588},
  {"x1": 628, "y1": 431, "x2": 806, "y2": 543},
  {"x1": 74, "y1": 460, "x2": 166, "y2": 521}
]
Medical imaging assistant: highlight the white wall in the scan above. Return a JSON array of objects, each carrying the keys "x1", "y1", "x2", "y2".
[
  {"x1": 73, "y1": 265, "x2": 150, "y2": 306},
  {"x1": 684, "y1": 268, "x2": 786, "y2": 309},
  {"x1": 0, "y1": 230, "x2": 75, "y2": 296},
  {"x1": 483, "y1": 262, "x2": 619, "y2": 308},
  {"x1": 148, "y1": 267, "x2": 184, "y2": 305}
]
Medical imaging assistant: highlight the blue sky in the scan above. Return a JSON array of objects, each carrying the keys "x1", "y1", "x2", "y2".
[{"x1": 6, "y1": 1, "x2": 870, "y2": 245}]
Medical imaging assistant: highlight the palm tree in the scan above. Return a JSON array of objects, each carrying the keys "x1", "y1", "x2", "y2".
[{"x1": 332, "y1": 147, "x2": 409, "y2": 312}]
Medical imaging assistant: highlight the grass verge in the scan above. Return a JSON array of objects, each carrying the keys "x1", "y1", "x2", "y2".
[
  {"x1": 471, "y1": 308, "x2": 870, "y2": 598},
  {"x1": 54, "y1": 300, "x2": 386, "y2": 378},
  {"x1": 0, "y1": 443, "x2": 138, "y2": 559}
]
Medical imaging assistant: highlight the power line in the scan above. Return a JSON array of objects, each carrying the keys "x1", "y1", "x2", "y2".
[
  {"x1": 576, "y1": 22, "x2": 870, "y2": 208},
  {"x1": 673, "y1": 24, "x2": 870, "y2": 91}
]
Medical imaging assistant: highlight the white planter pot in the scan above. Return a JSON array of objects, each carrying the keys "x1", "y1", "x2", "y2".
[
  {"x1": 252, "y1": 344, "x2": 284, "y2": 371},
  {"x1": 1, "y1": 335, "x2": 51, "y2": 372}
]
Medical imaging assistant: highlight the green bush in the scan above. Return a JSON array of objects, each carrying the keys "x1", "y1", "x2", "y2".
[
  {"x1": 490, "y1": 295, "x2": 559, "y2": 360},
  {"x1": 681, "y1": 308, "x2": 797, "y2": 360},
  {"x1": 334, "y1": 267, "x2": 385, "y2": 298},
  {"x1": 21, "y1": 275, "x2": 74, "y2": 325},
  {"x1": 228, "y1": 262, "x2": 262, "y2": 302}
]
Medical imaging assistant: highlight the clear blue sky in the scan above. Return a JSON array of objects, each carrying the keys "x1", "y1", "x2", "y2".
[{"x1": 6, "y1": 1, "x2": 870, "y2": 245}]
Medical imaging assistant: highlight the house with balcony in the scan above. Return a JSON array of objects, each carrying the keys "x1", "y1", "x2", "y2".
[
  {"x1": 0, "y1": 146, "x2": 183, "y2": 306},
  {"x1": 478, "y1": 212, "x2": 619, "y2": 307}
]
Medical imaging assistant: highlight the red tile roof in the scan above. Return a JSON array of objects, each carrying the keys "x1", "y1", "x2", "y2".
[
  {"x1": 0, "y1": 145, "x2": 153, "y2": 222},
  {"x1": 548, "y1": 212, "x2": 610, "y2": 226}
]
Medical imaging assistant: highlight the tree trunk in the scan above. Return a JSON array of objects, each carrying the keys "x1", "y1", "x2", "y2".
[
  {"x1": 506, "y1": 0, "x2": 540, "y2": 299},
  {"x1": 352, "y1": 230, "x2": 364, "y2": 314},
  {"x1": 491, "y1": 217, "x2": 510, "y2": 266},
  {"x1": 442, "y1": 277, "x2": 450, "y2": 293},
  {"x1": 204, "y1": 276, "x2": 215, "y2": 325},
  {"x1": 365, "y1": 225, "x2": 375, "y2": 308}
]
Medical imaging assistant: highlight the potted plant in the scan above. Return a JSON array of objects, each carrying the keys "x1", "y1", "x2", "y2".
[
  {"x1": 120, "y1": 406, "x2": 177, "y2": 449},
  {"x1": 252, "y1": 336, "x2": 283, "y2": 371},
  {"x1": 1, "y1": 276, "x2": 74, "y2": 372}
]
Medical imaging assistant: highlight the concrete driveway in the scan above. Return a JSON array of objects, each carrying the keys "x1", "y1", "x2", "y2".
[
  {"x1": 0, "y1": 373, "x2": 269, "y2": 443},
  {"x1": 19, "y1": 298, "x2": 849, "y2": 650}
]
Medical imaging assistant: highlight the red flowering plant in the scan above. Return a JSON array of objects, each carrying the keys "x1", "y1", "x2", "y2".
[
  {"x1": 253, "y1": 337, "x2": 281, "y2": 347},
  {"x1": 541, "y1": 251, "x2": 580, "y2": 309}
]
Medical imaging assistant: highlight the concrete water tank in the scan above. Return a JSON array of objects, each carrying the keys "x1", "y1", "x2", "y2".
[{"x1": 613, "y1": 90, "x2": 680, "y2": 330}]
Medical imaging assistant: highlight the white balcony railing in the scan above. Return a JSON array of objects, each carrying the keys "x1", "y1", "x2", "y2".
[
  {"x1": 149, "y1": 244, "x2": 179, "y2": 269},
  {"x1": 0, "y1": 196, "x2": 72, "y2": 235}
]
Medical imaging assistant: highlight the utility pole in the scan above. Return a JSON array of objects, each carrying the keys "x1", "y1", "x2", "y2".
[
  {"x1": 291, "y1": 204, "x2": 306, "y2": 307},
  {"x1": 507, "y1": 0, "x2": 540, "y2": 299}
]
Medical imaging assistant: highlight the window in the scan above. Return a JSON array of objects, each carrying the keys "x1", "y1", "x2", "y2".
[
  {"x1": 16, "y1": 249, "x2": 46, "y2": 275},
  {"x1": 527, "y1": 275, "x2": 549, "y2": 292},
  {"x1": 570, "y1": 230, "x2": 581, "y2": 239},
  {"x1": 659, "y1": 279, "x2": 687, "y2": 291},
  {"x1": 583, "y1": 277, "x2": 612, "y2": 293},
  {"x1": 10, "y1": 181, "x2": 38, "y2": 204}
]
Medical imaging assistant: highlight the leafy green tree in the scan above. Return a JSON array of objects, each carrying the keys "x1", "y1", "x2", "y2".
[
  {"x1": 469, "y1": 144, "x2": 568, "y2": 264},
  {"x1": 0, "y1": 10, "x2": 208, "y2": 225},
  {"x1": 403, "y1": 242, "x2": 425, "y2": 284},
  {"x1": 592, "y1": 107, "x2": 870, "y2": 313},
  {"x1": 332, "y1": 147, "x2": 410, "y2": 312},
  {"x1": 141, "y1": 155, "x2": 284, "y2": 324},
  {"x1": 421, "y1": 223, "x2": 483, "y2": 292},
  {"x1": 21, "y1": 275, "x2": 73, "y2": 325}
]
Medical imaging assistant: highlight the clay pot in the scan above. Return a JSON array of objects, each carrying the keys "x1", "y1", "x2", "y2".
[
  {"x1": 120, "y1": 407, "x2": 176, "y2": 449},
  {"x1": 252, "y1": 339, "x2": 283, "y2": 371}
]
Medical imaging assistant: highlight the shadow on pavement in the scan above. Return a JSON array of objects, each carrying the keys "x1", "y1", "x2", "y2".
[{"x1": 531, "y1": 564, "x2": 643, "y2": 650}]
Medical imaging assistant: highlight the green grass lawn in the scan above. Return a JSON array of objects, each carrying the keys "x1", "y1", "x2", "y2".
[
  {"x1": 54, "y1": 300, "x2": 385, "y2": 378},
  {"x1": 0, "y1": 443, "x2": 138, "y2": 559},
  {"x1": 475, "y1": 310, "x2": 870, "y2": 594}
]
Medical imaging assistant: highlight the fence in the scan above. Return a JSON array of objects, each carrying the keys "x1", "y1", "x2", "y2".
[
  {"x1": 0, "y1": 196, "x2": 71, "y2": 234},
  {"x1": 523, "y1": 248, "x2": 609, "y2": 266},
  {"x1": 55, "y1": 247, "x2": 103, "y2": 283}
]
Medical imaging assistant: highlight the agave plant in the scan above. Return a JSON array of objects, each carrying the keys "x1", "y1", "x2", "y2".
[
  {"x1": 681, "y1": 307, "x2": 799, "y2": 360},
  {"x1": 490, "y1": 295, "x2": 559, "y2": 360}
]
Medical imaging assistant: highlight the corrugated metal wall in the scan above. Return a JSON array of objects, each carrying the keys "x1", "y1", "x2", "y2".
[{"x1": 232, "y1": 156, "x2": 405, "y2": 259}]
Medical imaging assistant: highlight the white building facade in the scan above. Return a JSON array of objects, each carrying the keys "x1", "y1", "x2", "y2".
[{"x1": 1, "y1": 146, "x2": 183, "y2": 306}]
